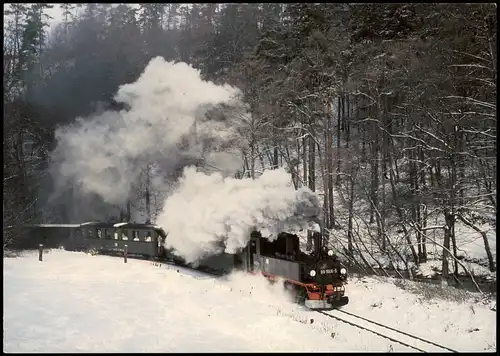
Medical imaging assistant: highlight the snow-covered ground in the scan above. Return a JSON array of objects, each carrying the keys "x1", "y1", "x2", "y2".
[{"x1": 3, "y1": 250, "x2": 496, "y2": 353}]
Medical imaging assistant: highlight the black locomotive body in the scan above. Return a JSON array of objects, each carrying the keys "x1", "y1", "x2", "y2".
[{"x1": 240, "y1": 230, "x2": 349, "y2": 309}]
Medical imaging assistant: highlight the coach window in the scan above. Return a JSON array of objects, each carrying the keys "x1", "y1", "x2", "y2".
[
  {"x1": 133, "y1": 230, "x2": 140, "y2": 242},
  {"x1": 145, "y1": 231, "x2": 152, "y2": 242},
  {"x1": 122, "y1": 230, "x2": 129, "y2": 241},
  {"x1": 105, "y1": 229, "x2": 113, "y2": 240},
  {"x1": 97, "y1": 229, "x2": 102, "y2": 239},
  {"x1": 88, "y1": 229, "x2": 94, "y2": 238}
]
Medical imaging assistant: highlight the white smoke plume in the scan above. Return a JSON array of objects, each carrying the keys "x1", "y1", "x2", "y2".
[
  {"x1": 52, "y1": 57, "x2": 244, "y2": 205},
  {"x1": 52, "y1": 56, "x2": 323, "y2": 262},
  {"x1": 157, "y1": 167, "x2": 321, "y2": 264}
]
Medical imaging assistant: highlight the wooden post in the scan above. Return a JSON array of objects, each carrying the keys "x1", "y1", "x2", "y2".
[
  {"x1": 124, "y1": 245, "x2": 128, "y2": 263},
  {"x1": 39, "y1": 244, "x2": 43, "y2": 262}
]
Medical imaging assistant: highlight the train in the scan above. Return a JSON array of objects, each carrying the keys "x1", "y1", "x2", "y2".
[
  {"x1": 243, "y1": 229, "x2": 348, "y2": 308},
  {"x1": 15, "y1": 221, "x2": 349, "y2": 309}
]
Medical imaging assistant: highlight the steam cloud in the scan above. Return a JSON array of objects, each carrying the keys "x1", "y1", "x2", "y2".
[
  {"x1": 157, "y1": 167, "x2": 321, "y2": 263},
  {"x1": 52, "y1": 56, "x2": 322, "y2": 262},
  {"x1": 52, "y1": 57, "x2": 244, "y2": 205}
]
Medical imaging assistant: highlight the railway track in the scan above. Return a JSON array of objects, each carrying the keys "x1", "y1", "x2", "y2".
[
  {"x1": 317, "y1": 309, "x2": 458, "y2": 353},
  {"x1": 151, "y1": 260, "x2": 225, "y2": 280}
]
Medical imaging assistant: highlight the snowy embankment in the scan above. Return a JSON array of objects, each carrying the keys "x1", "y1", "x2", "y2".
[{"x1": 3, "y1": 250, "x2": 496, "y2": 352}]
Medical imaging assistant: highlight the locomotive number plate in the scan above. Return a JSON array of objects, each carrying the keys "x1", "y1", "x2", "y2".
[{"x1": 320, "y1": 268, "x2": 336, "y2": 274}]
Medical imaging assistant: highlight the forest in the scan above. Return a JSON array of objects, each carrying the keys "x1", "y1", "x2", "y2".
[{"x1": 3, "y1": 4, "x2": 496, "y2": 284}]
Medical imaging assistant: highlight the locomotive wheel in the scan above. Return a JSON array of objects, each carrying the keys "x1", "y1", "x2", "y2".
[
  {"x1": 294, "y1": 287, "x2": 308, "y2": 305},
  {"x1": 283, "y1": 282, "x2": 306, "y2": 305}
]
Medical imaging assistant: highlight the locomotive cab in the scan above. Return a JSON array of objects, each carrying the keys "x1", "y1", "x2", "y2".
[{"x1": 247, "y1": 229, "x2": 349, "y2": 309}]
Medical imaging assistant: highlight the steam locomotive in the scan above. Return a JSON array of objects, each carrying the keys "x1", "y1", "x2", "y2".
[
  {"x1": 241, "y1": 230, "x2": 349, "y2": 309},
  {"x1": 19, "y1": 221, "x2": 348, "y2": 309}
]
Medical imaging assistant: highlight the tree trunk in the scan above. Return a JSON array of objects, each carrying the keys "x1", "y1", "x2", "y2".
[
  {"x1": 477, "y1": 156, "x2": 496, "y2": 211},
  {"x1": 381, "y1": 96, "x2": 389, "y2": 180},
  {"x1": 409, "y1": 147, "x2": 421, "y2": 262},
  {"x1": 450, "y1": 215, "x2": 459, "y2": 276},
  {"x1": 347, "y1": 172, "x2": 355, "y2": 253},
  {"x1": 283, "y1": 144, "x2": 298, "y2": 188},
  {"x1": 418, "y1": 144, "x2": 427, "y2": 262},
  {"x1": 361, "y1": 127, "x2": 366, "y2": 163},
  {"x1": 457, "y1": 213, "x2": 495, "y2": 272},
  {"x1": 295, "y1": 128, "x2": 301, "y2": 185},
  {"x1": 302, "y1": 133, "x2": 308, "y2": 185},
  {"x1": 257, "y1": 143, "x2": 266, "y2": 172},
  {"x1": 327, "y1": 101, "x2": 335, "y2": 229},
  {"x1": 369, "y1": 130, "x2": 379, "y2": 224},
  {"x1": 380, "y1": 169, "x2": 386, "y2": 252},
  {"x1": 387, "y1": 146, "x2": 420, "y2": 264},
  {"x1": 449, "y1": 149, "x2": 459, "y2": 276},
  {"x1": 323, "y1": 111, "x2": 330, "y2": 230},
  {"x1": 145, "y1": 164, "x2": 151, "y2": 224},
  {"x1": 308, "y1": 135, "x2": 315, "y2": 191},
  {"x1": 323, "y1": 188, "x2": 329, "y2": 230},
  {"x1": 335, "y1": 95, "x2": 341, "y2": 186},
  {"x1": 273, "y1": 144, "x2": 279, "y2": 169},
  {"x1": 458, "y1": 128, "x2": 466, "y2": 206},
  {"x1": 250, "y1": 133, "x2": 256, "y2": 179},
  {"x1": 126, "y1": 200, "x2": 132, "y2": 222},
  {"x1": 328, "y1": 159, "x2": 335, "y2": 229},
  {"x1": 345, "y1": 93, "x2": 350, "y2": 148},
  {"x1": 421, "y1": 203, "x2": 428, "y2": 262},
  {"x1": 442, "y1": 210, "x2": 453, "y2": 282}
]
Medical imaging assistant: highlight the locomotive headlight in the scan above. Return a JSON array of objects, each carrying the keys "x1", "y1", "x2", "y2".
[
  {"x1": 340, "y1": 268, "x2": 347, "y2": 275},
  {"x1": 309, "y1": 270, "x2": 316, "y2": 277},
  {"x1": 327, "y1": 249, "x2": 334, "y2": 257}
]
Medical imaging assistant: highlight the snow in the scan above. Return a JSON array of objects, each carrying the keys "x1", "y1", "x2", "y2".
[
  {"x1": 4, "y1": 250, "x2": 496, "y2": 353},
  {"x1": 113, "y1": 222, "x2": 129, "y2": 228},
  {"x1": 344, "y1": 277, "x2": 496, "y2": 352},
  {"x1": 35, "y1": 224, "x2": 81, "y2": 228},
  {"x1": 416, "y1": 259, "x2": 496, "y2": 281},
  {"x1": 453, "y1": 222, "x2": 496, "y2": 262},
  {"x1": 80, "y1": 221, "x2": 99, "y2": 226}
]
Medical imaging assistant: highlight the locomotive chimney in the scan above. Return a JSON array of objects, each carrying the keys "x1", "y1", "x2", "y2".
[
  {"x1": 313, "y1": 231, "x2": 322, "y2": 257},
  {"x1": 310, "y1": 216, "x2": 324, "y2": 257}
]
